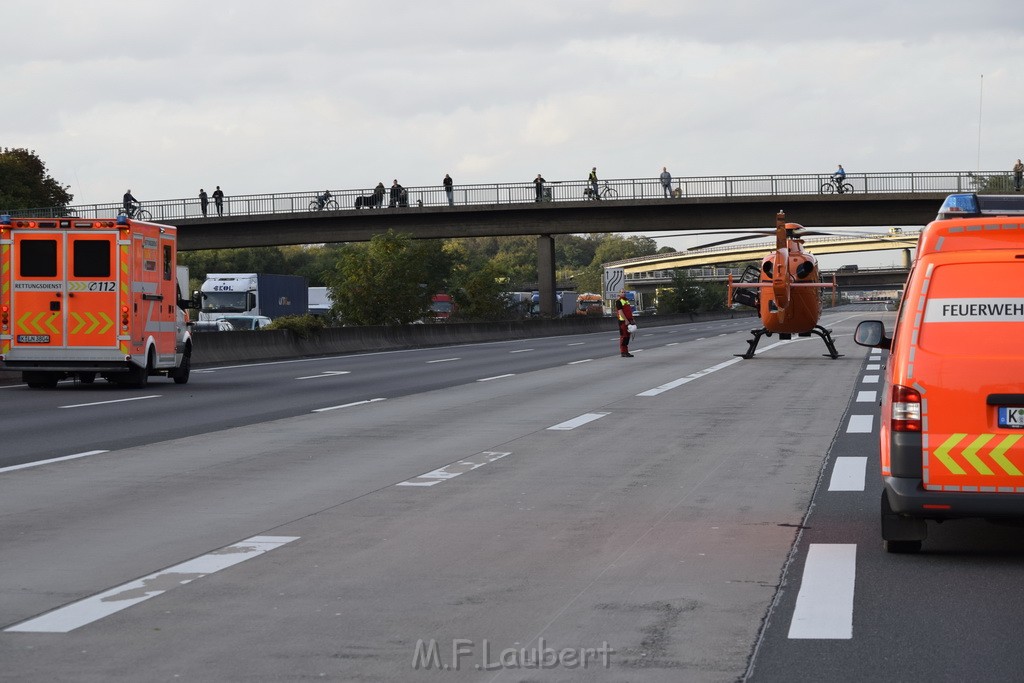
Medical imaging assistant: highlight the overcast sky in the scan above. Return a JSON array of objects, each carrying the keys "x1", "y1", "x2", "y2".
[{"x1": 7, "y1": 1, "x2": 1022, "y2": 259}]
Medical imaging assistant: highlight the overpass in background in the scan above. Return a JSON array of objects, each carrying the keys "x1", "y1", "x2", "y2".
[{"x1": 15, "y1": 170, "x2": 991, "y2": 315}]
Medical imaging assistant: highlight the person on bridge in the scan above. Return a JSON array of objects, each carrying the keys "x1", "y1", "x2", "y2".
[
  {"x1": 588, "y1": 167, "x2": 600, "y2": 200},
  {"x1": 615, "y1": 289, "x2": 636, "y2": 358},
  {"x1": 389, "y1": 180, "x2": 402, "y2": 208},
  {"x1": 212, "y1": 186, "x2": 224, "y2": 216},
  {"x1": 199, "y1": 188, "x2": 209, "y2": 217},
  {"x1": 1014, "y1": 159, "x2": 1023, "y2": 192},
  {"x1": 316, "y1": 190, "x2": 332, "y2": 210},
  {"x1": 373, "y1": 182, "x2": 385, "y2": 208},
  {"x1": 660, "y1": 166, "x2": 672, "y2": 198},
  {"x1": 534, "y1": 174, "x2": 546, "y2": 202},
  {"x1": 443, "y1": 174, "x2": 454, "y2": 206},
  {"x1": 122, "y1": 189, "x2": 139, "y2": 217},
  {"x1": 832, "y1": 165, "x2": 846, "y2": 194}
]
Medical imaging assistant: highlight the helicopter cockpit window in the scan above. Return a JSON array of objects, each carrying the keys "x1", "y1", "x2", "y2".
[
  {"x1": 795, "y1": 262, "x2": 814, "y2": 279},
  {"x1": 762, "y1": 261, "x2": 773, "y2": 277}
]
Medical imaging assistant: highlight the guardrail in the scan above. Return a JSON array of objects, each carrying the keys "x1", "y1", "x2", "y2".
[{"x1": 6, "y1": 170, "x2": 1002, "y2": 222}]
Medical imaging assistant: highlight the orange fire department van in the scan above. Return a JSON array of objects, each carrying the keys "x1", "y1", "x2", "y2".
[
  {"x1": 855, "y1": 193, "x2": 1024, "y2": 552},
  {"x1": 0, "y1": 214, "x2": 192, "y2": 388}
]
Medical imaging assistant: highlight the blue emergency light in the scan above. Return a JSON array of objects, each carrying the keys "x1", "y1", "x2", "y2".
[
  {"x1": 0, "y1": 215, "x2": 10, "y2": 225},
  {"x1": 116, "y1": 214, "x2": 129, "y2": 225}
]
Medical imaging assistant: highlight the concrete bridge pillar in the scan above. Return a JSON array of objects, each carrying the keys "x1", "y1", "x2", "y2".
[
  {"x1": 537, "y1": 235, "x2": 556, "y2": 317},
  {"x1": 902, "y1": 248, "x2": 913, "y2": 269}
]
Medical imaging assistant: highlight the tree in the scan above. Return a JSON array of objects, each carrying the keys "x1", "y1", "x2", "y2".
[
  {"x1": 450, "y1": 262, "x2": 515, "y2": 321},
  {"x1": 658, "y1": 269, "x2": 727, "y2": 314},
  {"x1": 970, "y1": 172, "x2": 1014, "y2": 193},
  {"x1": 327, "y1": 230, "x2": 448, "y2": 326},
  {"x1": 0, "y1": 148, "x2": 73, "y2": 212}
]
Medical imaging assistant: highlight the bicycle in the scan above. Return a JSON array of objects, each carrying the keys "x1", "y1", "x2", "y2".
[
  {"x1": 118, "y1": 204, "x2": 152, "y2": 220},
  {"x1": 820, "y1": 176, "x2": 854, "y2": 195},
  {"x1": 309, "y1": 192, "x2": 340, "y2": 212},
  {"x1": 583, "y1": 181, "x2": 617, "y2": 200}
]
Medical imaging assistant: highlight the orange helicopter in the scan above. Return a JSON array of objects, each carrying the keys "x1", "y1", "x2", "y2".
[{"x1": 722, "y1": 211, "x2": 840, "y2": 359}]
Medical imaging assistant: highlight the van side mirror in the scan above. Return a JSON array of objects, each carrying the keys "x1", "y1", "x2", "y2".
[{"x1": 854, "y1": 320, "x2": 891, "y2": 350}]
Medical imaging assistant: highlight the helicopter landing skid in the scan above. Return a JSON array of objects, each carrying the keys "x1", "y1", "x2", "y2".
[{"x1": 736, "y1": 325, "x2": 842, "y2": 359}]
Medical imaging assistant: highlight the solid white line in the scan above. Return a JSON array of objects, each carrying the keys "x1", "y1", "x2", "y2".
[
  {"x1": 568, "y1": 359, "x2": 593, "y2": 365},
  {"x1": 59, "y1": 395, "x2": 160, "y2": 409},
  {"x1": 478, "y1": 374, "x2": 515, "y2": 382},
  {"x1": 295, "y1": 370, "x2": 351, "y2": 380},
  {"x1": 0, "y1": 450, "x2": 109, "y2": 475},
  {"x1": 567, "y1": 342, "x2": 585, "y2": 346},
  {"x1": 312, "y1": 398, "x2": 386, "y2": 413},
  {"x1": 548, "y1": 413, "x2": 609, "y2": 430},
  {"x1": 5, "y1": 536, "x2": 299, "y2": 633},
  {"x1": 856, "y1": 391, "x2": 877, "y2": 403},
  {"x1": 862, "y1": 374, "x2": 880, "y2": 384},
  {"x1": 427, "y1": 358, "x2": 460, "y2": 364},
  {"x1": 788, "y1": 544, "x2": 857, "y2": 639},
  {"x1": 828, "y1": 457, "x2": 868, "y2": 491},
  {"x1": 847, "y1": 414, "x2": 874, "y2": 433}
]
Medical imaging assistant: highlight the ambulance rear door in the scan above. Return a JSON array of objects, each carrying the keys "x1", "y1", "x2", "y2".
[{"x1": 917, "y1": 257, "x2": 1024, "y2": 492}]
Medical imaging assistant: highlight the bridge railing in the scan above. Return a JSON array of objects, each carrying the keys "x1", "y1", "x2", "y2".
[{"x1": 7, "y1": 170, "x2": 1004, "y2": 221}]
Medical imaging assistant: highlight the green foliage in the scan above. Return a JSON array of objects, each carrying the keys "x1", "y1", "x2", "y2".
[
  {"x1": 450, "y1": 262, "x2": 517, "y2": 321},
  {"x1": 264, "y1": 314, "x2": 326, "y2": 339},
  {"x1": 657, "y1": 270, "x2": 727, "y2": 314},
  {"x1": 0, "y1": 148, "x2": 73, "y2": 211},
  {"x1": 327, "y1": 230, "x2": 447, "y2": 325},
  {"x1": 970, "y1": 173, "x2": 1014, "y2": 193}
]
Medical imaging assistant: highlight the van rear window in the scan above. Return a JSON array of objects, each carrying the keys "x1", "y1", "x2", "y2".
[{"x1": 919, "y1": 262, "x2": 1024, "y2": 356}]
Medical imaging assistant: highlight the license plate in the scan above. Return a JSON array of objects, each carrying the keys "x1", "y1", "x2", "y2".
[
  {"x1": 998, "y1": 406, "x2": 1024, "y2": 429},
  {"x1": 17, "y1": 335, "x2": 50, "y2": 343}
]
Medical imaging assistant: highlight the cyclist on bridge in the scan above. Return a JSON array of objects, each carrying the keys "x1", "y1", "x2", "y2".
[
  {"x1": 832, "y1": 165, "x2": 846, "y2": 193},
  {"x1": 122, "y1": 189, "x2": 139, "y2": 217},
  {"x1": 316, "y1": 190, "x2": 332, "y2": 210}
]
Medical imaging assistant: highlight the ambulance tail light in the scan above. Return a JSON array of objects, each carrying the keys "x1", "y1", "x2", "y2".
[
  {"x1": 121, "y1": 305, "x2": 130, "y2": 328},
  {"x1": 891, "y1": 384, "x2": 922, "y2": 432},
  {"x1": 1, "y1": 304, "x2": 8, "y2": 330}
]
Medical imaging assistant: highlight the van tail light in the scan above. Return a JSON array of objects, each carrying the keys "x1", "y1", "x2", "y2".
[{"x1": 891, "y1": 384, "x2": 922, "y2": 432}]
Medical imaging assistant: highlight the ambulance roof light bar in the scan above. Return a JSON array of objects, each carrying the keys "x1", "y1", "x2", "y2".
[
  {"x1": 116, "y1": 214, "x2": 129, "y2": 225},
  {"x1": 937, "y1": 193, "x2": 1024, "y2": 220},
  {"x1": 0, "y1": 215, "x2": 10, "y2": 225}
]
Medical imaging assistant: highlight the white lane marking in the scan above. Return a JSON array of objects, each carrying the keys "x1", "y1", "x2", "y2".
[
  {"x1": 548, "y1": 413, "x2": 609, "y2": 430},
  {"x1": 862, "y1": 375, "x2": 880, "y2": 384},
  {"x1": 568, "y1": 342, "x2": 585, "y2": 346},
  {"x1": 59, "y1": 395, "x2": 160, "y2": 409},
  {"x1": 865, "y1": 364, "x2": 881, "y2": 371},
  {"x1": 847, "y1": 415, "x2": 874, "y2": 433},
  {"x1": 568, "y1": 359, "x2": 593, "y2": 365},
  {"x1": 427, "y1": 358, "x2": 460, "y2": 364},
  {"x1": 0, "y1": 450, "x2": 110, "y2": 475},
  {"x1": 666, "y1": 343, "x2": 679, "y2": 347},
  {"x1": 856, "y1": 391, "x2": 877, "y2": 403},
  {"x1": 828, "y1": 457, "x2": 868, "y2": 491},
  {"x1": 5, "y1": 536, "x2": 299, "y2": 633},
  {"x1": 478, "y1": 374, "x2": 515, "y2": 382},
  {"x1": 637, "y1": 358, "x2": 742, "y2": 397},
  {"x1": 788, "y1": 544, "x2": 856, "y2": 639},
  {"x1": 509, "y1": 349, "x2": 533, "y2": 354},
  {"x1": 397, "y1": 452, "x2": 510, "y2": 487},
  {"x1": 296, "y1": 370, "x2": 351, "y2": 380},
  {"x1": 312, "y1": 398, "x2": 386, "y2": 413}
]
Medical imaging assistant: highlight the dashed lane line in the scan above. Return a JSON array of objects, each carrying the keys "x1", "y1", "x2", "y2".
[
  {"x1": 828, "y1": 457, "x2": 868, "y2": 491},
  {"x1": 847, "y1": 415, "x2": 874, "y2": 433},
  {"x1": 59, "y1": 395, "x2": 160, "y2": 409},
  {"x1": 396, "y1": 452, "x2": 511, "y2": 487},
  {"x1": 787, "y1": 544, "x2": 857, "y2": 639},
  {"x1": 312, "y1": 398, "x2": 387, "y2": 413},
  {"x1": 0, "y1": 450, "x2": 110, "y2": 475},
  {"x1": 5, "y1": 536, "x2": 300, "y2": 633},
  {"x1": 548, "y1": 413, "x2": 609, "y2": 431}
]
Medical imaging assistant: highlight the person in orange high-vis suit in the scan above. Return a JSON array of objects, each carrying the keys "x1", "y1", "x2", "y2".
[{"x1": 615, "y1": 289, "x2": 635, "y2": 358}]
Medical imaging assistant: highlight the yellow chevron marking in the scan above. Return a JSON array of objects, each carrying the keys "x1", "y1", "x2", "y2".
[
  {"x1": 17, "y1": 311, "x2": 33, "y2": 330},
  {"x1": 44, "y1": 314, "x2": 59, "y2": 335},
  {"x1": 71, "y1": 312, "x2": 85, "y2": 334},
  {"x1": 961, "y1": 434, "x2": 995, "y2": 475},
  {"x1": 31, "y1": 312, "x2": 47, "y2": 335},
  {"x1": 84, "y1": 312, "x2": 99, "y2": 334},
  {"x1": 934, "y1": 433, "x2": 967, "y2": 475},
  {"x1": 991, "y1": 435, "x2": 1024, "y2": 476},
  {"x1": 98, "y1": 312, "x2": 113, "y2": 334}
]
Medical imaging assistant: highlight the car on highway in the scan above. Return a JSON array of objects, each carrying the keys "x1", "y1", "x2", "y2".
[
  {"x1": 216, "y1": 315, "x2": 273, "y2": 331},
  {"x1": 191, "y1": 320, "x2": 234, "y2": 332},
  {"x1": 855, "y1": 193, "x2": 1024, "y2": 553}
]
